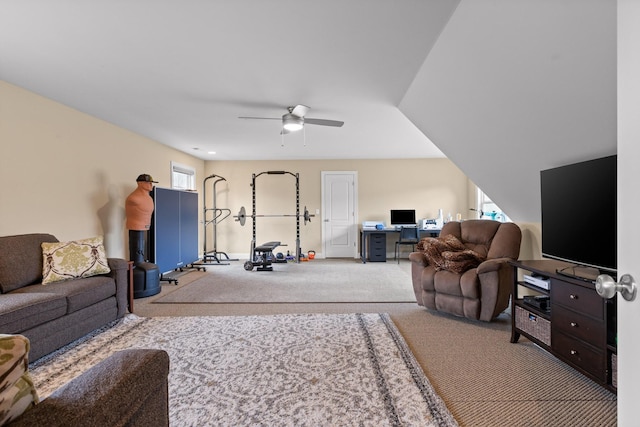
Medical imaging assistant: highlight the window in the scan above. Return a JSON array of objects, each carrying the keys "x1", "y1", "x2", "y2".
[
  {"x1": 476, "y1": 188, "x2": 510, "y2": 222},
  {"x1": 171, "y1": 162, "x2": 196, "y2": 191}
]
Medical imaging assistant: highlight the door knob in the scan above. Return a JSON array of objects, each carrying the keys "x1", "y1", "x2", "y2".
[{"x1": 596, "y1": 274, "x2": 637, "y2": 301}]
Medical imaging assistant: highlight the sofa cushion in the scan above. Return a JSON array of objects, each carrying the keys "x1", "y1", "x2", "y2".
[
  {"x1": 0, "y1": 234, "x2": 59, "y2": 294},
  {"x1": 41, "y1": 236, "x2": 110, "y2": 285},
  {"x1": 0, "y1": 334, "x2": 39, "y2": 425},
  {"x1": 12, "y1": 276, "x2": 116, "y2": 315},
  {"x1": 0, "y1": 294, "x2": 67, "y2": 334}
]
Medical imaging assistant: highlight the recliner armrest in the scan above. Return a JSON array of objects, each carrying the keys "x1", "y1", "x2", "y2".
[
  {"x1": 10, "y1": 349, "x2": 169, "y2": 427},
  {"x1": 476, "y1": 257, "x2": 513, "y2": 275},
  {"x1": 408, "y1": 252, "x2": 428, "y2": 267}
]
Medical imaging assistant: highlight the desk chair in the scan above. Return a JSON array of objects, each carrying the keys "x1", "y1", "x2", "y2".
[{"x1": 394, "y1": 226, "x2": 420, "y2": 263}]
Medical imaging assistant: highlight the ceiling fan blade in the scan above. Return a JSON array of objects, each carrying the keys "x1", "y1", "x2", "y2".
[
  {"x1": 304, "y1": 118, "x2": 344, "y2": 127},
  {"x1": 290, "y1": 105, "x2": 310, "y2": 117},
  {"x1": 238, "y1": 116, "x2": 281, "y2": 120}
]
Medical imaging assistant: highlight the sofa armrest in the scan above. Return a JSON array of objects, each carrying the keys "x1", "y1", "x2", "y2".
[
  {"x1": 107, "y1": 257, "x2": 128, "y2": 272},
  {"x1": 107, "y1": 258, "x2": 129, "y2": 317},
  {"x1": 10, "y1": 349, "x2": 169, "y2": 427},
  {"x1": 476, "y1": 257, "x2": 513, "y2": 275}
]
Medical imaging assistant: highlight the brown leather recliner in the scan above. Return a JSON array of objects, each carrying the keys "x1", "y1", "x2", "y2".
[{"x1": 409, "y1": 220, "x2": 522, "y2": 322}]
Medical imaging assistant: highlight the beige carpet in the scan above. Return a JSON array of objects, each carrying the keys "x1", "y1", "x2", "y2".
[
  {"x1": 154, "y1": 259, "x2": 417, "y2": 304},
  {"x1": 395, "y1": 310, "x2": 617, "y2": 427}
]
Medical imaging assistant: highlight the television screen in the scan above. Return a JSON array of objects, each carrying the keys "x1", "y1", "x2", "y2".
[
  {"x1": 540, "y1": 155, "x2": 617, "y2": 276},
  {"x1": 390, "y1": 209, "x2": 416, "y2": 226}
]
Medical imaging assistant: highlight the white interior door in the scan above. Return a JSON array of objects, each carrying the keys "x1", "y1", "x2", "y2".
[
  {"x1": 617, "y1": 2, "x2": 639, "y2": 424},
  {"x1": 321, "y1": 171, "x2": 357, "y2": 258}
]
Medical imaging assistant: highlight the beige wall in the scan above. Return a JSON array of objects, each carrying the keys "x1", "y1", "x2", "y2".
[
  {"x1": 0, "y1": 81, "x2": 205, "y2": 258},
  {"x1": 517, "y1": 222, "x2": 542, "y2": 261},
  {"x1": 205, "y1": 159, "x2": 473, "y2": 257}
]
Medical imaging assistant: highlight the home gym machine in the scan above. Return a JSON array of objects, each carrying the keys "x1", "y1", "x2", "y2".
[
  {"x1": 233, "y1": 171, "x2": 314, "y2": 271},
  {"x1": 200, "y1": 174, "x2": 237, "y2": 265}
]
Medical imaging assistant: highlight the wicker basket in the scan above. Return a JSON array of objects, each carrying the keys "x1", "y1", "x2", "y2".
[{"x1": 515, "y1": 305, "x2": 551, "y2": 346}]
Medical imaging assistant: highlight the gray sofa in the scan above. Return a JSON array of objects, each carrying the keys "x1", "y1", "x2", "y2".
[
  {"x1": 9, "y1": 348, "x2": 170, "y2": 427},
  {"x1": 0, "y1": 233, "x2": 129, "y2": 361}
]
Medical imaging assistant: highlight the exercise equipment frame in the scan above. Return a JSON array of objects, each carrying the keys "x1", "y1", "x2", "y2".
[
  {"x1": 243, "y1": 171, "x2": 304, "y2": 271},
  {"x1": 200, "y1": 174, "x2": 237, "y2": 265}
]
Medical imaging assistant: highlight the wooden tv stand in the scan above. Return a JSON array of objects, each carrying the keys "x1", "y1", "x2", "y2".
[{"x1": 510, "y1": 260, "x2": 617, "y2": 393}]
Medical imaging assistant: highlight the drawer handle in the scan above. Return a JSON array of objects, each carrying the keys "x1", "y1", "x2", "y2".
[
  {"x1": 569, "y1": 294, "x2": 578, "y2": 300},
  {"x1": 570, "y1": 322, "x2": 578, "y2": 328},
  {"x1": 570, "y1": 350, "x2": 578, "y2": 356}
]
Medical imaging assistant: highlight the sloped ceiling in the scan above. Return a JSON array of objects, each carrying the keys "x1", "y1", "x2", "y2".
[
  {"x1": 0, "y1": 0, "x2": 459, "y2": 161},
  {"x1": 400, "y1": 0, "x2": 617, "y2": 223}
]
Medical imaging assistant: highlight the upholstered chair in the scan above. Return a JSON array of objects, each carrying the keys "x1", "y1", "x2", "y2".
[{"x1": 409, "y1": 220, "x2": 522, "y2": 322}]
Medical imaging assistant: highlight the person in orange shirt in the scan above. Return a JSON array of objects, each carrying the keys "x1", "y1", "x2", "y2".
[{"x1": 125, "y1": 174, "x2": 157, "y2": 263}]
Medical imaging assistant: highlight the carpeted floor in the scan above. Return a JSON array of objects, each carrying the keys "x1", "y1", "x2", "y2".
[
  {"x1": 31, "y1": 313, "x2": 457, "y2": 427},
  {"x1": 154, "y1": 258, "x2": 416, "y2": 304},
  {"x1": 134, "y1": 259, "x2": 617, "y2": 427}
]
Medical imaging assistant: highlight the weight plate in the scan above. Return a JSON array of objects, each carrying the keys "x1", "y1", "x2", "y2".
[{"x1": 237, "y1": 206, "x2": 246, "y2": 226}]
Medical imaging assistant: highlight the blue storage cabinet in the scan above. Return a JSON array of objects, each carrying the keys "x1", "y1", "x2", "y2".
[{"x1": 151, "y1": 188, "x2": 199, "y2": 274}]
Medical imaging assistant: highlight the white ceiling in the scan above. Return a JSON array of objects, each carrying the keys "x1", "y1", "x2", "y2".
[{"x1": 0, "y1": 0, "x2": 460, "y2": 161}]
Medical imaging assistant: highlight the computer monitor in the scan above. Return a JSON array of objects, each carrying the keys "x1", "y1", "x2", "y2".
[{"x1": 390, "y1": 209, "x2": 416, "y2": 226}]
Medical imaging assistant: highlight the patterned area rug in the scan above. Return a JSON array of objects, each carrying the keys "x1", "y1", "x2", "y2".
[{"x1": 30, "y1": 313, "x2": 458, "y2": 427}]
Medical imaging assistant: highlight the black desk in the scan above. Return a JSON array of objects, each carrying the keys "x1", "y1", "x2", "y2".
[{"x1": 360, "y1": 228, "x2": 441, "y2": 263}]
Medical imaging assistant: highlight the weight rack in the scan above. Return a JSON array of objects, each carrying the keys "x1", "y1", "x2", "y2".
[
  {"x1": 250, "y1": 171, "x2": 301, "y2": 265},
  {"x1": 200, "y1": 174, "x2": 237, "y2": 265}
]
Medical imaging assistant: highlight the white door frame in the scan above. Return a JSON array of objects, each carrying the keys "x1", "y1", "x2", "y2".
[{"x1": 321, "y1": 171, "x2": 358, "y2": 258}]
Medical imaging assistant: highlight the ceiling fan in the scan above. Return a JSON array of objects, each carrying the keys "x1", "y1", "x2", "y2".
[{"x1": 239, "y1": 105, "x2": 344, "y2": 134}]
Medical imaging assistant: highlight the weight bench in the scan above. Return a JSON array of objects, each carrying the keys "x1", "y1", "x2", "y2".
[{"x1": 244, "y1": 241, "x2": 282, "y2": 271}]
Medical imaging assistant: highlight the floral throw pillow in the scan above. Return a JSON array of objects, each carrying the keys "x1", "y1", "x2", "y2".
[
  {"x1": 0, "y1": 334, "x2": 39, "y2": 425},
  {"x1": 41, "y1": 236, "x2": 110, "y2": 285}
]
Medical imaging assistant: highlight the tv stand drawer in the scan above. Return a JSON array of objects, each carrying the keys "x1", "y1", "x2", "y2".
[
  {"x1": 552, "y1": 304, "x2": 604, "y2": 347},
  {"x1": 552, "y1": 330, "x2": 605, "y2": 383},
  {"x1": 551, "y1": 280, "x2": 603, "y2": 318}
]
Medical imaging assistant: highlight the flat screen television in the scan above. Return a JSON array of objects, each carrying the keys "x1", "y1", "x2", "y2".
[
  {"x1": 390, "y1": 209, "x2": 416, "y2": 226},
  {"x1": 540, "y1": 155, "x2": 617, "y2": 280}
]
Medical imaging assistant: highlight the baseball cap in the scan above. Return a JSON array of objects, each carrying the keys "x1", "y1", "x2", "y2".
[{"x1": 136, "y1": 174, "x2": 158, "y2": 183}]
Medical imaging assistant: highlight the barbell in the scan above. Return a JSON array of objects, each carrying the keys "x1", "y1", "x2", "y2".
[{"x1": 234, "y1": 206, "x2": 315, "y2": 226}]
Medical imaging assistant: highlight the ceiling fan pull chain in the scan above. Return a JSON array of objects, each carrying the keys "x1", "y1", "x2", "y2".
[{"x1": 303, "y1": 126, "x2": 306, "y2": 147}]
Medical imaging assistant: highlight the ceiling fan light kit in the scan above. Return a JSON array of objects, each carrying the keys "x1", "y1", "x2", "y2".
[
  {"x1": 282, "y1": 113, "x2": 304, "y2": 132},
  {"x1": 239, "y1": 104, "x2": 344, "y2": 134}
]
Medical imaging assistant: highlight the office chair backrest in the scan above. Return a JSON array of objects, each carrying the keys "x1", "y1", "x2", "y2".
[{"x1": 399, "y1": 226, "x2": 419, "y2": 242}]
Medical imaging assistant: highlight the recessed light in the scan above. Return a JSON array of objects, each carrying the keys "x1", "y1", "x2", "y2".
[{"x1": 208, "y1": 151, "x2": 216, "y2": 155}]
